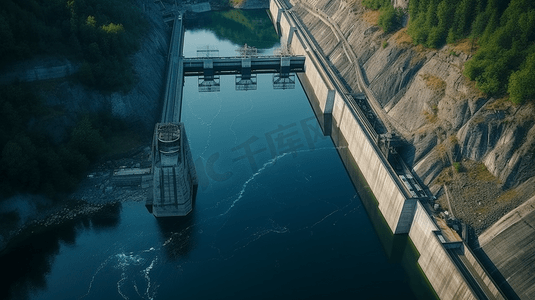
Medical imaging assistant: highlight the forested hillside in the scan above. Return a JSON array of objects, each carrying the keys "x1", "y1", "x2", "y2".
[
  {"x1": 0, "y1": 83, "x2": 133, "y2": 199},
  {"x1": 362, "y1": 0, "x2": 404, "y2": 33},
  {"x1": 0, "y1": 0, "x2": 148, "y2": 199},
  {"x1": 408, "y1": 0, "x2": 535, "y2": 104},
  {"x1": 0, "y1": 0, "x2": 146, "y2": 91},
  {"x1": 363, "y1": 0, "x2": 535, "y2": 104}
]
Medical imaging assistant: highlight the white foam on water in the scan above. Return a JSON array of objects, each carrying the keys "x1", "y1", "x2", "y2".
[{"x1": 219, "y1": 146, "x2": 348, "y2": 216}]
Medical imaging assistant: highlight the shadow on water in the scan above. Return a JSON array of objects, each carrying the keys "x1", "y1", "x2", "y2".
[
  {"x1": 330, "y1": 122, "x2": 439, "y2": 300},
  {"x1": 184, "y1": 9, "x2": 279, "y2": 50},
  {"x1": 297, "y1": 73, "x2": 439, "y2": 300},
  {"x1": 89, "y1": 202, "x2": 121, "y2": 230},
  {"x1": 156, "y1": 212, "x2": 196, "y2": 260},
  {"x1": 0, "y1": 202, "x2": 121, "y2": 300}
]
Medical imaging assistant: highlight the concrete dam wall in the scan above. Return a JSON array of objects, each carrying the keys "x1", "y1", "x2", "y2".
[{"x1": 269, "y1": 1, "x2": 504, "y2": 299}]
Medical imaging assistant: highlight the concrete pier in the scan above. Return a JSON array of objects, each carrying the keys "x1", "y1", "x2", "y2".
[
  {"x1": 147, "y1": 14, "x2": 198, "y2": 217},
  {"x1": 148, "y1": 123, "x2": 197, "y2": 217}
]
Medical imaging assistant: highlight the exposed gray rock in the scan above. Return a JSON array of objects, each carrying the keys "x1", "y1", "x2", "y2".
[
  {"x1": 291, "y1": 0, "x2": 535, "y2": 217},
  {"x1": 27, "y1": 0, "x2": 170, "y2": 138},
  {"x1": 437, "y1": 96, "x2": 470, "y2": 131},
  {"x1": 392, "y1": 0, "x2": 409, "y2": 9},
  {"x1": 366, "y1": 48, "x2": 425, "y2": 109},
  {"x1": 458, "y1": 117, "x2": 505, "y2": 161},
  {"x1": 414, "y1": 149, "x2": 446, "y2": 185},
  {"x1": 412, "y1": 132, "x2": 438, "y2": 163},
  {"x1": 0, "y1": 57, "x2": 80, "y2": 85}
]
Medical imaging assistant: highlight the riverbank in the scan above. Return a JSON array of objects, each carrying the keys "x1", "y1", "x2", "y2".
[
  {"x1": 0, "y1": 145, "x2": 152, "y2": 254},
  {"x1": 275, "y1": 0, "x2": 509, "y2": 298},
  {"x1": 0, "y1": 0, "x2": 167, "y2": 253}
]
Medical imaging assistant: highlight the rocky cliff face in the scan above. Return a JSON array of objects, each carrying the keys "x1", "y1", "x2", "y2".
[
  {"x1": 36, "y1": 0, "x2": 169, "y2": 137},
  {"x1": 291, "y1": 0, "x2": 535, "y2": 232}
]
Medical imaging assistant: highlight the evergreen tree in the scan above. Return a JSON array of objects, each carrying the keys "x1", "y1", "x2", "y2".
[
  {"x1": 508, "y1": 50, "x2": 535, "y2": 103},
  {"x1": 407, "y1": 0, "x2": 534, "y2": 103}
]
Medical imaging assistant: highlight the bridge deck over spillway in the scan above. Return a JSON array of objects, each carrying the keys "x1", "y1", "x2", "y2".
[
  {"x1": 148, "y1": 12, "x2": 306, "y2": 217},
  {"x1": 160, "y1": 17, "x2": 305, "y2": 124},
  {"x1": 182, "y1": 56, "x2": 305, "y2": 76}
]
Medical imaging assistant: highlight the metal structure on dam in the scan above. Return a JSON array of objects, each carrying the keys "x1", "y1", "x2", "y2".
[{"x1": 146, "y1": 12, "x2": 306, "y2": 217}]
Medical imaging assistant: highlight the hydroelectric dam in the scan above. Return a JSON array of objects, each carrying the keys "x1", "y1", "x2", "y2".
[
  {"x1": 147, "y1": 2, "x2": 507, "y2": 298},
  {"x1": 0, "y1": 3, "x2": 517, "y2": 299},
  {"x1": 269, "y1": 0, "x2": 507, "y2": 299}
]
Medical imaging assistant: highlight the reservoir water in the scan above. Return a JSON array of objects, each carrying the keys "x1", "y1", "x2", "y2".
[{"x1": 1, "y1": 10, "x2": 436, "y2": 300}]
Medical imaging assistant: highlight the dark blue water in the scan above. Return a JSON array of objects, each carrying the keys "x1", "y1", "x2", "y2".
[{"x1": 1, "y1": 15, "x2": 433, "y2": 300}]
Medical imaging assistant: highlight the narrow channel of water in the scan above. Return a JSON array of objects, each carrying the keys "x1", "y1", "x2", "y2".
[{"x1": 1, "y1": 10, "x2": 437, "y2": 300}]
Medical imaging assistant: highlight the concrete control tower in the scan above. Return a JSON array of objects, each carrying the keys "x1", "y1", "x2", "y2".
[{"x1": 146, "y1": 123, "x2": 198, "y2": 217}]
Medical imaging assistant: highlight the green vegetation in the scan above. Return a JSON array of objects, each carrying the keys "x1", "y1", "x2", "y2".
[
  {"x1": 230, "y1": 0, "x2": 246, "y2": 6},
  {"x1": 198, "y1": 10, "x2": 279, "y2": 49},
  {"x1": 362, "y1": 0, "x2": 404, "y2": 33},
  {"x1": 0, "y1": 0, "x2": 146, "y2": 92},
  {"x1": 382, "y1": 41, "x2": 389, "y2": 48},
  {"x1": 0, "y1": 84, "x2": 137, "y2": 199},
  {"x1": 406, "y1": 0, "x2": 535, "y2": 103},
  {"x1": 0, "y1": 0, "x2": 148, "y2": 199},
  {"x1": 453, "y1": 162, "x2": 462, "y2": 172}
]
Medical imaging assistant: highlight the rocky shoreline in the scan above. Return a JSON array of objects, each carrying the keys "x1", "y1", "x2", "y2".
[{"x1": 0, "y1": 145, "x2": 152, "y2": 254}]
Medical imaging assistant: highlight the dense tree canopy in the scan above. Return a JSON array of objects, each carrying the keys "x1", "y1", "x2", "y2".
[
  {"x1": 463, "y1": 0, "x2": 535, "y2": 102},
  {"x1": 405, "y1": 0, "x2": 535, "y2": 103},
  {"x1": 0, "y1": 83, "x2": 135, "y2": 198},
  {"x1": 362, "y1": 0, "x2": 404, "y2": 33},
  {"x1": 0, "y1": 0, "x2": 148, "y2": 199},
  {"x1": 0, "y1": 0, "x2": 146, "y2": 91}
]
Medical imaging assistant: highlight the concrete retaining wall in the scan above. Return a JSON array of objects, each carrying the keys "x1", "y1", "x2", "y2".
[
  {"x1": 0, "y1": 61, "x2": 79, "y2": 84},
  {"x1": 463, "y1": 246, "x2": 505, "y2": 299},
  {"x1": 269, "y1": 2, "x2": 503, "y2": 299},
  {"x1": 410, "y1": 202, "x2": 476, "y2": 299},
  {"x1": 331, "y1": 92, "x2": 415, "y2": 233},
  {"x1": 298, "y1": 45, "x2": 333, "y2": 114},
  {"x1": 276, "y1": 1, "x2": 412, "y2": 235}
]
